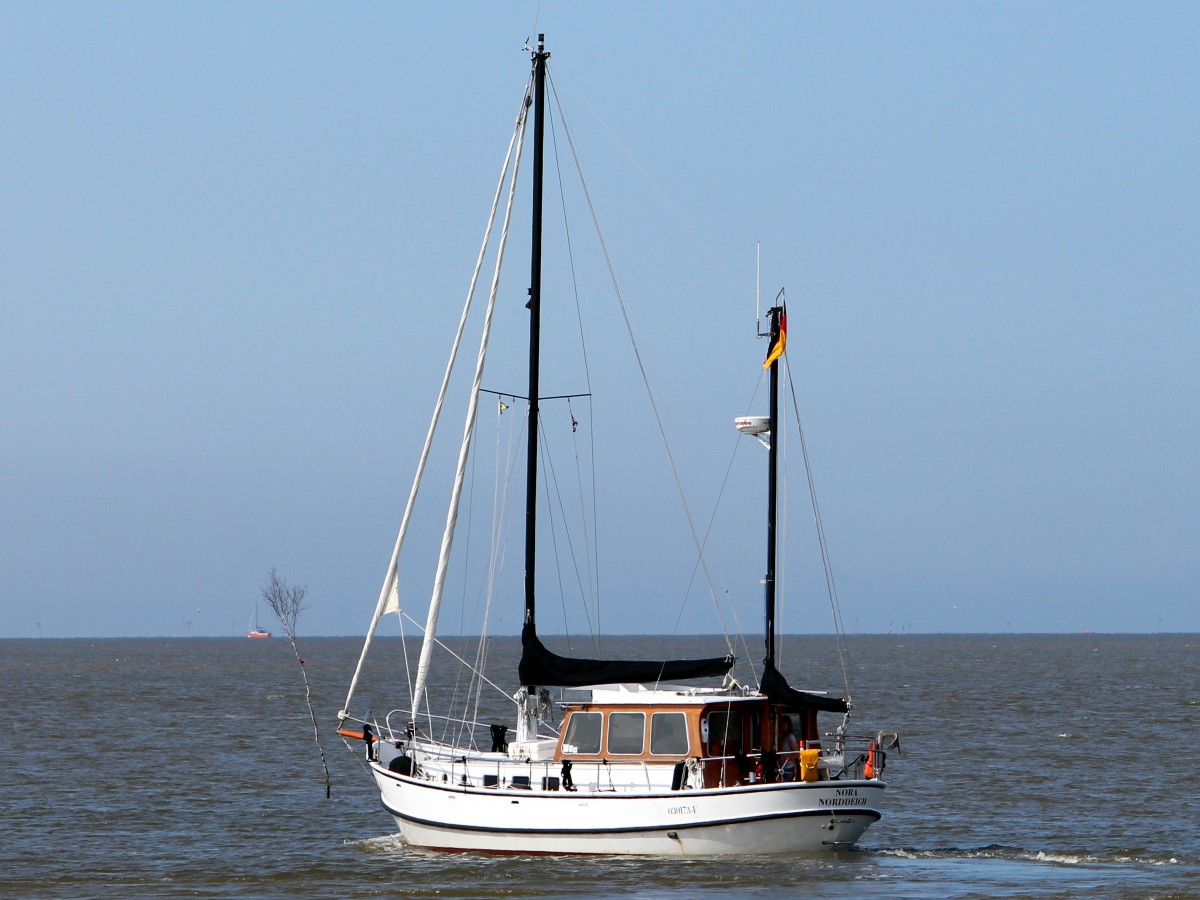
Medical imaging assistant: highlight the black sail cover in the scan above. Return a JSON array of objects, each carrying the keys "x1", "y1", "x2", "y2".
[
  {"x1": 760, "y1": 659, "x2": 849, "y2": 713},
  {"x1": 519, "y1": 625, "x2": 734, "y2": 687}
]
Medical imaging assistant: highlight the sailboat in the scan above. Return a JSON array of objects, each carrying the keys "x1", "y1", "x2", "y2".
[
  {"x1": 247, "y1": 605, "x2": 270, "y2": 639},
  {"x1": 338, "y1": 36, "x2": 896, "y2": 855}
]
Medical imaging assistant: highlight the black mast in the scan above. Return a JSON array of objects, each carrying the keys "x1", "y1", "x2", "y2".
[
  {"x1": 764, "y1": 304, "x2": 782, "y2": 673},
  {"x1": 515, "y1": 36, "x2": 733, "y2": 688},
  {"x1": 524, "y1": 35, "x2": 548, "y2": 636},
  {"x1": 758, "y1": 302, "x2": 848, "y2": 713}
]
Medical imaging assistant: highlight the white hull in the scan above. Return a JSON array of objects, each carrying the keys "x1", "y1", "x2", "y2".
[{"x1": 371, "y1": 762, "x2": 883, "y2": 855}]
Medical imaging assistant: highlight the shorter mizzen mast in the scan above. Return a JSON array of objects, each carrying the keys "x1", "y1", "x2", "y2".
[
  {"x1": 753, "y1": 295, "x2": 849, "y2": 715},
  {"x1": 763, "y1": 299, "x2": 785, "y2": 675}
]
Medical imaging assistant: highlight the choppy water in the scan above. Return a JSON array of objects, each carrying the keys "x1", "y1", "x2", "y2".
[{"x1": 2, "y1": 634, "x2": 1197, "y2": 898}]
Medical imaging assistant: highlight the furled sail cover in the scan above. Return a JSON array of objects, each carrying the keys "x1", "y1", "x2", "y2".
[
  {"x1": 519, "y1": 625, "x2": 734, "y2": 687},
  {"x1": 761, "y1": 659, "x2": 849, "y2": 713}
]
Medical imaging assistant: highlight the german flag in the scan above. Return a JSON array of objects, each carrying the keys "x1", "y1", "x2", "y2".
[{"x1": 763, "y1": 309, "x2": 787, "y2": 369}]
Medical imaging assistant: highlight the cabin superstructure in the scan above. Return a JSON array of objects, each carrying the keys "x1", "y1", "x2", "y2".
[{"x1": 372, "y1": 684, "x2": 882, "y2": 794}]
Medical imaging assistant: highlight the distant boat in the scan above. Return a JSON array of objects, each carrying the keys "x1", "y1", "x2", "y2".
[
  {"x1": 247, "y1": 605, "x2": 271, "y2": 639},
  {"x1": 335, "y1": 35, "x2": 897, "y2": 855}
]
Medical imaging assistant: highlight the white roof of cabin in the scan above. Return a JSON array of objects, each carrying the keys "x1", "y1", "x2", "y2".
[{"x1": 560, "y1": 683, "x2": 762, "y2": 706}]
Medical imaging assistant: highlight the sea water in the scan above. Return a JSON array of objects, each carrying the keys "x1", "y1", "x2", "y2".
[{"x1": 2, "y1": 634, "x2": 1197, "y2": 898}]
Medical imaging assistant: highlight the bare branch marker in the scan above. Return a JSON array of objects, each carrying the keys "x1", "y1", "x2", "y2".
[{"x1": 263, "y1": 568, "x2": 332, "y2": 798}]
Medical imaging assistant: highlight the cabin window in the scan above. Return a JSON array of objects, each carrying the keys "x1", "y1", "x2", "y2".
[
  {"x1": 561, "y1": 712, "x2": 602, "y2": 755},
  {"x1": 650, "y1": 712, "x2": 689, "y2": 756},
  {"x1": 705, "y1": 710, "x2": 743, "y2": 756},
  {"x1": 606, "y1": 711, "x2": 646, "y2": 755}
]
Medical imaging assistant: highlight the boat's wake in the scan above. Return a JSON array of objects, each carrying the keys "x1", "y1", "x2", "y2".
[
  {"x1": 873, "y1": 845, "x2": 1188, "y2": 868},
  {"x1": 347, "y1": 833, "x2": 406, "y2": 854}
]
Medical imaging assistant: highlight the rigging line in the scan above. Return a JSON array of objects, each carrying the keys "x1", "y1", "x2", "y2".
[
  {"x1": 549, "y1": 64, "x2": 744, "y2": 298},
  {"x1": 685, "y1": 377, "x2": 769, "y2": 688},
  {"x1": 554, "y1": 415, "x2": 600, "y2": 657},
  {"x1": 467, "y1": 632, "x2": 490, "y2": 747},
  {"x1": 341, "y1": 77, "x2": 533, "y2": 723},
  {"x1": 450, "y1": 437, "x2": 486, "y2": 748},
  {"x1": 489, "y1": 402, "x2": 528, "y2": 621},
  {"x1": 565, "y1": 396, "x2": 600, "y2": 651},
  {"x1": 535, "y1": 412, "x2": 595, "y2": 652},
  {"x1": 778, "y1": 400, "x2": 788, "y2": 661},
  {"x1": 735, "y1": 419, "x2": 761, "y2": 687},
  {"x1": 696, "y1": 375, "x2": 769, "y2": 687},
  {"x1": 538, "y1": 422, "x2": 574, "y2": 647},
  {"x1": 400, "y1": 604, "x2": 413, "y2": 736},
  {"x1": 458, "y1": 412, "x2": 501, "y2": 667},
  {"x1": 464, "y1": 411, "x2": 504, "y2": 743},
  {"x1": 537, "y1": 412, "x2": 597, "y2": 643},
  {"x1": 458, "y1": 413, "x2": 483, "y2": 642},
  {"x1": 548, "y1": 72, "x2": 602, "y2": 648},
  {"x1": 549, "y1": 68, "x2": 734, "y2": 658},
  {"x1": 585, "y1": 396, "x2": 600, "y2": 641},
  {"x1": 445, "y1": 663, "x2": 466, "y2": 745},
  {"x1": 670, "y1": 411, "x2": 746, "y2": 640},
  {"x1": 784, "y1": 353, "x2": 853, "y2": 703},
  {"x1": 673, "y1": 378, "x2": 768, "y2": 680},
  {"x1": 471, "y1": 401, "x2": 524, "y2": 732},
  {"x1": 338, "y1": 733, "x2": 378, "y2": 775},
  {"x1": 446, "y1": 392, "x2": 483, "y2": 743},
  {"x1": 410, "y1": 74, "x2": 532, "y2": 727},
  {"x1": 455, "y1": 635, "x2": 485, "y2": 751},
  {"x1": 547, "y1": 75, "x2": 594, "y2": 398},
  {"x1": 398, "y1": 609, "x2": 526, "y2": 715}
]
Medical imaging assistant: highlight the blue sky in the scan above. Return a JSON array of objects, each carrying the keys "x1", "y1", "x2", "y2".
[{"x1": 2, "y1": 3, "x2": 1197, "y2": 638}]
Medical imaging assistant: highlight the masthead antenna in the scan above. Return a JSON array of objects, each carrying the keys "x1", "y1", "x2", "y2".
[{"x1": 756, "y1": 241, "x2": 761, "y2": 337}]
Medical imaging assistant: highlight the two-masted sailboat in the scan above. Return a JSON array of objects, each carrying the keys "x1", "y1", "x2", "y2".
[{"x1": 338, "y1": 36, "x2": 896, "y2": 855}]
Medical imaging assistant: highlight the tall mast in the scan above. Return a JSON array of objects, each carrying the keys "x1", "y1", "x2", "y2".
[
  {"x1": 524, "y1": 35, "x2": 548, "y2": 635},
  {"x1": 764, "y1": 303, "x2": 783, "y2": 672},
  {"x1": 515, "y1": 35, "x2": 733, "y2": 699}
]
